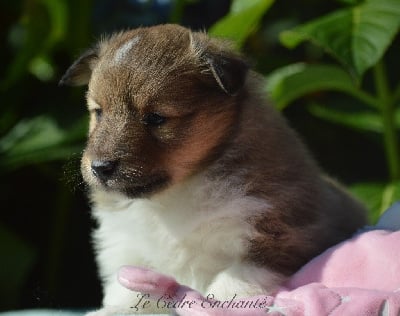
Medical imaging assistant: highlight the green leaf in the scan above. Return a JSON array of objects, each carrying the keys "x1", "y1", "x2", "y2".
[
  {"x1": 350, "y1": 182, "x2": 385, "y2": 223},
  {"x1": 308, "y1": 104, "x2": 381, "y2": 132},
  {"x1": 308, "y1": 104, "x2": 400, "y2": 133},
  {"x1": 265, "y1": 63, "x2": 357, "y2": 109},
  {"x1": 0, "y1": 116, "x2": 86, "y2": 171},
  {"x1": 1, "y1": 0, "x2": 68, "y2": 87},
  {"x1": 230, "y1": 0, "x2": 260, "y2": 13},
  {"x1": 40, "y1": 0, "x2": 68, "y2": 50},
  {"x1": 381, "y1": 182, "x2": 400, "y2": 213},
  {"x1": 209, "y1": 0, "x2": 275, "y2": 48},
  {"x1": 1, "y1": 117, "x2": 65, "y2": 154},
  {"x1": 336, "y1": 0, "x2": 362, "y2": 5},
  {"x1": 280, "y1": 0, "x2": 400, "y2": 79},
  {"x1": 351, "y1": 181, "x2": 400, "y2": 223},
  {"x1": 29, "y1": 55, "x2": 55, "y2": 81}
]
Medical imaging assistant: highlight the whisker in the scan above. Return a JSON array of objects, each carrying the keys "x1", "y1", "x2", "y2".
[{"x1": 61, "y1": 152, "x2": 86, "y2": 193}]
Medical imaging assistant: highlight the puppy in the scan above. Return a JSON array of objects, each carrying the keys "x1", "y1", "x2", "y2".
[{"x1": 60, "y1": 24, "x2": 367, "y2": 312}]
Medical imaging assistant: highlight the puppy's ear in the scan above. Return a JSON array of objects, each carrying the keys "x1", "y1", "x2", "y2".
[
  {"x1": 202, "y1": 52, "x2": 249, "y2": 96},
  {"x1": 59, "y1": 48, "x2": 98, "y2": 86},
  {"x1": 191, "y1": 33, "x2": 249, "y2": 96}
]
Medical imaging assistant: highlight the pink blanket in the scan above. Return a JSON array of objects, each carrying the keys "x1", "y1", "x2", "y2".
[{"x1": 118, "y1": 204, "x2": 400, "y2": 315}]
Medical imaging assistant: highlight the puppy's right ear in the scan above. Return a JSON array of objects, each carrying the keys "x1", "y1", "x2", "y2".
[
  {"x1": 59, "y1": 48, "x2": 98, "y2": 86},
  {"x1": 190, "y1": 32, "x2": 248, "y2": 96}
]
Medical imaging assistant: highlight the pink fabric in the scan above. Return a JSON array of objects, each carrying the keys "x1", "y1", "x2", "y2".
[{"x1": 118, "y1": 230, "x2": 400, "y2": 315}]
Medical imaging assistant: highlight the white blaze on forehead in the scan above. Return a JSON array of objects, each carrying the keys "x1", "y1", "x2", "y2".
[{"x1": 113, "y1": 36, "x2": 140, "y2": 64}]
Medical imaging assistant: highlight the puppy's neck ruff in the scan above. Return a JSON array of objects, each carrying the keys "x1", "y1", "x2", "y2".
[
  {"x1": 91, "y1": 168, "x2": 269, "y2": 236},
  {"x1": 113, "y1": 36, "x2": 141, "y2": 65},
  {"x1": 92, "y1": 170, "x2": 275, "y2": 301}
]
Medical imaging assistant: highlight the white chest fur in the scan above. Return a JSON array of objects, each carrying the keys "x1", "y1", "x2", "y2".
[{"x1": 91, "y1": 174, "x2": 277, "y2": 305}]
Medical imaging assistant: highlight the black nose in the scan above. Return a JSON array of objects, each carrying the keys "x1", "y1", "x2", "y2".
[{"x1": 91, "y1": 160, "x2": 118, "y2": 182}]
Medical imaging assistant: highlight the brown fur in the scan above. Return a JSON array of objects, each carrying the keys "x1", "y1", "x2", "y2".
[{"x1": 61, "y1": 24, "x2": 367, "y2": 278}]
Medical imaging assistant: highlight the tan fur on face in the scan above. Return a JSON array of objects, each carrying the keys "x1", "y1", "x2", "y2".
[
  {"x1": 86, "y1": 97, "x2": 101, "y2": 134},
  {"x1": 165, "y1": 105, "x2": 238, "y2": 182}
]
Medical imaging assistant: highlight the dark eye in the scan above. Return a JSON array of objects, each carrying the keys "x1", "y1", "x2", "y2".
[
  {"x1": 142, "y1": 113, "x2": 167, "y2": 126},
  {"x1": 94, "y1": 108, "x2": 103, "y2": 121}
]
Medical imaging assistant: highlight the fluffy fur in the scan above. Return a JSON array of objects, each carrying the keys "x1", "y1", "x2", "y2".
[{"x1": 60, "y1": 24, "x2": 367, "y2": 313}]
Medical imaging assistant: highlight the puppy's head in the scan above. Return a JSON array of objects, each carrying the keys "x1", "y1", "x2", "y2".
[{"x1": 61, "y1": 24, "x2": 248, "y2": 198}]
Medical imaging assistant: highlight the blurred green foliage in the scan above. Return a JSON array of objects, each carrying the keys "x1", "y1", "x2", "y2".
[
  {"x1": 0, "y1": 0, "x2": 399, "y2": 311},
  {"x1": 209, "y1": 0, "x2": 274, "y2": 48}
]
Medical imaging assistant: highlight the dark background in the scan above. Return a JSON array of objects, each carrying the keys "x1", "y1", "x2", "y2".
[{"x1": 0, "y1": 0, "x2": 394, "y2": 311}]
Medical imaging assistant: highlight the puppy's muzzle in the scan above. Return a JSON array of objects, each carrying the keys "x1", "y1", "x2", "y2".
[{"x1": 91, "y1": 160, "x2": 118, "y2": 182}]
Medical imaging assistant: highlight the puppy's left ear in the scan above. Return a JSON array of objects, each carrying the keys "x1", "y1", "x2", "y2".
[
  {"x1": 59, "y1": 48, "x2": 98, "y2": 86},
  {"x1": 191, "y1": 33, "x2": 249, "y2": 96},
  {"x1": 202, "y1": 52, "x2": 249, "y2": 96}
]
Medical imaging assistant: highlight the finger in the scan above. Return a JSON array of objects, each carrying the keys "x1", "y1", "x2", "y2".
[{"x1": 118, "y1": 265, "x2": 179, "y2": 297}]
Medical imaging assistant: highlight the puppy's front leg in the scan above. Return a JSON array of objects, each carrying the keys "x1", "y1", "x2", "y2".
[{"x1": 206, "y1": 263, "x2": 284, "y2": 301}]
